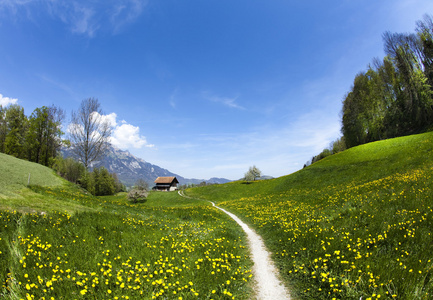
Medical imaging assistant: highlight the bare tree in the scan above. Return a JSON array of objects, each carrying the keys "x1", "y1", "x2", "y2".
[
  {"x1": 69, "y1": 98, "x2": 112, "y2": 168},
  {"x1": 134, "y1": 179, "x2": 149, "y2": 191}
]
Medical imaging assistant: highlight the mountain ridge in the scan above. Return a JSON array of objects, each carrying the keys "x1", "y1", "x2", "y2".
[{"x1": 61, "y1": 145, "x2": 231, "y2": 187}]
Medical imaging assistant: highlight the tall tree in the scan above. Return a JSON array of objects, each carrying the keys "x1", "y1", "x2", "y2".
[
  {"x1": 4, "y1": 104, "x2": 27, "y2": 158},
  {"x1": 69, "y1": 98, "x2": 112, "y2": 168},
  {"x1": 416, "y1": 14, "x2": 433, "y2": 88},
  {"x1": 0, "y1": 106, "x2": 7, "y2": 153},
  {"x1": 383, "y1": 31, "x2": 432, "y2": 132},
  {"x1": 45, "y1": 105, "x2": 65, "y2": 166},
  {"x1": 26, "y1": 105, "x2": 65, "y2": 166}
]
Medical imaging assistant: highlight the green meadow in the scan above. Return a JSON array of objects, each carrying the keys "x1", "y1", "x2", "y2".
[
  {"x1": 1, "y1": 131, "x2": 433, "y2": 299},
  {"x1": 187, "y1": 132, "x2": 433, "y2": 299},
  {"x1": 0, "y1": 161, "x2": 253, "y2": 299}
]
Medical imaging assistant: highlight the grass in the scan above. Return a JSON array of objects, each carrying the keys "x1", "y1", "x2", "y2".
[
  {"x1": 0, "y1": 156, "x2": 254, "y2": 299},
  {"x1": 2, "y1": 131, "x2": 433, "y2": 299},
  {"x1": 187, "y1": 131, "x2": 433, "y2": 299},
  {"x1": 0, "y1": 153, "x2": 63, "y2": 200}
]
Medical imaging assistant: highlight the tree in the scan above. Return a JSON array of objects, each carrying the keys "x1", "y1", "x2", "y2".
[
  {"x1": 69, "y1": 98, "x2": 111, "y2": 168},
  {"x1": 53, "y1": 156, "x2": 87, "y2": 184},
  {"x1": 244, "y1": 165, "x2": 261, "y2": 183},
  {"x1": 112, "y1": 172, "x2": 126, "y2": 193},
  {"x1": 4, "y1": 104, "x2": 27, "y2": 158},
  {"x1": 134, "y1": 179, "x2": 149, "y2": 191},
  {"x1": 127, "y1": 188, "x2": 148, "y2": 203},
  {"x1": 93, "y1": 167, "x2": 116, "y2": 196},
  {"x1": 383, "y1": 31, "x2": 433, "y2": 133},
  {"x1": 416, "y1": 14, "x2": 433, "y2": 88},
  {"x1": 128, "y1": 179, "x2": 149, "y2": 203},
  {"x1": 0, "y1": 106, "x2": 7, "y2": 153},
  {"x1": 26, "y1": 105, "x2": 64, "y2": 166}
]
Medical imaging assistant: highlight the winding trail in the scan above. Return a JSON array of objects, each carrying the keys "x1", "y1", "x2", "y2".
[{"x1": 179, "y1": 191, "x2": 290, "y2": 300}]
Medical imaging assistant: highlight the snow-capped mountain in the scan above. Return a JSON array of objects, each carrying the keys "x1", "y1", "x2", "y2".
[{"x1": 61, "y1": 144, "x2": 230, "y2": 187}]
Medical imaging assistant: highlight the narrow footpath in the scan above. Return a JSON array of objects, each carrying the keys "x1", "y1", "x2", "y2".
[{"x1": 179, "y1": 191, "x2": 291, "y2": 300}]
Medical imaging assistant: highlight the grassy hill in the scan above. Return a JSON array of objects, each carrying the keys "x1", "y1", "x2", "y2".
[
  {"x1": 2, "y1": 132, "x2": 432, "y2": 299},
  {"x1": 187, "y1": 132, "x2": 433, "y2": 299},
  {"x1": 0, "y1": 152, "x2": 63, "y2": 197},
  {"x1": 0, "y1": 155, "x2": 254, "y2": 299}
]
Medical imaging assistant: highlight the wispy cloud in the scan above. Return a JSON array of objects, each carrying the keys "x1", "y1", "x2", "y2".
[
  {"x1": 202, "y1": 92, "x2": 245, "y2": 110},
  {"x1": 152, "y1": 108, "x2": 341, "y2": 180},
  {"x1": 38, "y1": 74, "x2": 75, "y2": 95},
  {"x1": 0, "y1": 0, "x2": 148, "y2": 37},
  {"x1": 0, "y1": 93, "x2": 18, "y2": 106}
]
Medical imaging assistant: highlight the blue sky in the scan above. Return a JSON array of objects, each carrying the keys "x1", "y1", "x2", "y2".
[{"x1": 1, "y1": 0, "x2": 432, "y2": 180}]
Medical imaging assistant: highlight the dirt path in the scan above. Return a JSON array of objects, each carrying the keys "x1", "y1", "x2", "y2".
[{"x1": 179, "y1": 191, "x2": 291, "y2": 299}]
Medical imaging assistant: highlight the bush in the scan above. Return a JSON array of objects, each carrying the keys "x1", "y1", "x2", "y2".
[
  {"x1": 127, "y1": 188, "x2": 148, "y2": 203},
  {"x1": 53, "y1": 156, "x2": 86, "y2": 184}
]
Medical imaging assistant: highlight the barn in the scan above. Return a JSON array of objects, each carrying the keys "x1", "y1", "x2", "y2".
[{"x1": 153, "y1": 176, "x2": 179, "y2": 191}]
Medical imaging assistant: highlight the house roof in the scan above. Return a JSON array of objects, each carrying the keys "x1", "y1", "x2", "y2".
[{"x1": 154, "y1": 176, "x2": 179, "y2": 184}]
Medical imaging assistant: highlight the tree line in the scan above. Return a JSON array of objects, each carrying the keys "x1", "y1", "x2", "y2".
[
  {"x1": 308, "y1": 14, "x2": 433, "y2": 166},
  {"x1": 342, "y1": 14, "x2": 433, "y2": 148},
  {"x1": 0, "y1": 104, "x2": 65, "y2": 166},
  {"x1": 0, "y1": 98, "x2": 125, "y2": 196}
]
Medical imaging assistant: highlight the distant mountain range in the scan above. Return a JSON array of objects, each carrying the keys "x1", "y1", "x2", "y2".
[{"x1": 61, "y1": 144, "x2": 231, "y2": 187}]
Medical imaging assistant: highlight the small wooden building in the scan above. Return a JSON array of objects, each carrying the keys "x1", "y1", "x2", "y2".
[{"x1": 153, "y1": 176, "x2": 179, "y2": 191}]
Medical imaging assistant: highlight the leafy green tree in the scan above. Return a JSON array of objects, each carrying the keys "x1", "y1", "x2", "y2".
[
  {"x1": 331, "y1": 137, "x2": 346, "y2": 154},
  {"x1": 89, "y1": 167, "x2": 116, "y2": 196},
  {"x1": 112, "y1": 172, "x2": 126, "y2": 193},
  {"x1": 4, "y1": 104, "x2": 27, "y2": 158},
  {"x1": 53, "y1": 156, "x2": 87, "y2": 184},
  {"x1": 0, "y1": 106, "x2": 7, "y2": 153},
  {"x1": 26, "y1": 105, "x2": 65, "y2": 166},
  {"x1": 383, "y1": 31, "x2": 433, "y2": 133},
  {"x1": 416, "y1": 14, "x2": 433, "y2": 88}
]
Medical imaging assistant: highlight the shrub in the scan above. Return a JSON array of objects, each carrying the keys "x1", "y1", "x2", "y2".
[{"x1": 127, "y1": 188, "x2": 148, "y2": 203}]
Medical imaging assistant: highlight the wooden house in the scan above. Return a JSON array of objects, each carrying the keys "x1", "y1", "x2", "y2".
[{"x1": 153, "y1": 176, "x2": 179, "y2": 191}]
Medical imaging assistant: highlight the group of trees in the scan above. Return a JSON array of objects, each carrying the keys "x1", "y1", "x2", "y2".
[
  {"x1": 0, "y1": 98, "x2": 126, "y2": 197},
  {"x1": 0, "y1": 104, "x2": 65, "y2": 166},
  {"x1": 342, "y1": 14, "x2": 433, "y2": 148},
  {"x1": 53, "y1": 156, "x2": 125, "y2": 196}
]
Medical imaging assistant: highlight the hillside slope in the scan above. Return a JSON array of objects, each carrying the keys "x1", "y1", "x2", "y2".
[
  {"x1": 0, "y1": 157, "x2": 255, "y2": 299},
  {"x1": 0, "y1": 152, "x2": 63, "y2": 198},
  {"x1": 187, "y1": 132, "x2": 433, "y2": 299}
]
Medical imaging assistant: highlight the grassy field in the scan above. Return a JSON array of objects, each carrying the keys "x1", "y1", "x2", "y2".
[
  {"x1": 2, "y1": 131, "x2": 432, "y2": 299},
  {"x1": 0, "y1": 153, "x2": 63, "y2": 200},
  {"x1": 187, "y1": 132, "x2": 433, "y2": 299},
  {"x1": 0, "y1": 157, "x2": 254, "y2": 299}
]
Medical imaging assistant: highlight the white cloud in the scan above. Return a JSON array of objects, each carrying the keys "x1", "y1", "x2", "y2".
[
  {"x1": 98, "y1": 112, "x2": 153, "y2": 149},
  {"x1": 111, "y1": 122, "x2": 154, "y2": 149},
  {"x1": 0, "y1": 93, "x2": 18, "y2": 106},
  {"x1": 97, "y1": 112, "x2": 118, "y2": 128}
]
